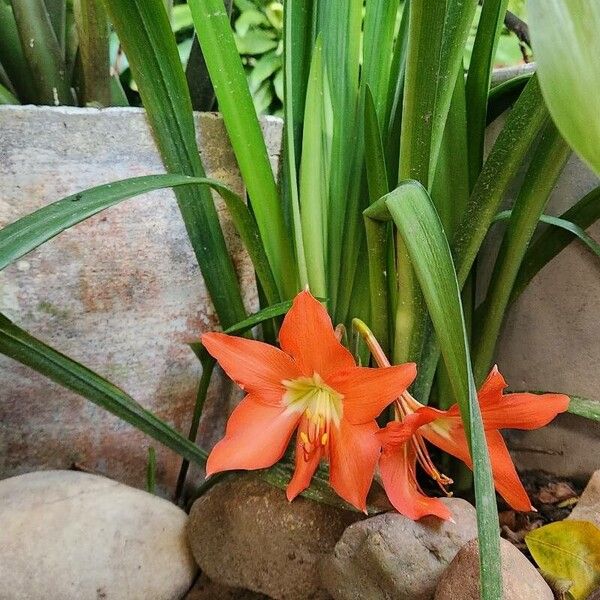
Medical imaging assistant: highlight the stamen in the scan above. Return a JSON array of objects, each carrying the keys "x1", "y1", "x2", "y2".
[
  {"x1": 321, "y1": 432, "x2": 329, "y2": 446},
  {"x1": 300, "y1": 432, "x2": 310, "y2": 446}
]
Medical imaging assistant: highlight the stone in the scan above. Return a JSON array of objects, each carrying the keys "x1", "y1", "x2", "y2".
[
  {"x1": 568, "y1": 469, "x2": 600, "y2": 527},
  {"x1": 184, "y1": 574, "x2": 269, "y2": 600},
  {"x1": 0, "y1": 470, "x2": 197, "y2": 599},
  {"x1": 187, "y1": 473, "x2": 358, "y2": 599},
  {"x1": 321, "y1": 498, "x2": 478, "y2": 600},
  {"x1": 434, "y1": 538, "x2": 553, "y2": 600},
  {"x1": 0, "y1": 105, "x2": 282, "y2": 493}
]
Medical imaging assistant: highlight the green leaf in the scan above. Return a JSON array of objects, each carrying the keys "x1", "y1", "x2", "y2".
[
  {"x1": 0, "y1": 81, "x2": 19, "y2": 104},
  {"x1": 510, "y1": 186, "x2": 600, "y2": 305},
  {"x1": 74, "y1": 0, "x2": 111, "y2": 106},
  {"x1": 0, "y1": 313, "x2": 208, "y2": 467},
  {"x1": 526, "y1": 521, "x2": 600, "y2": 600},
  {"x1": 10, "y1": 0, "x2": 74, "y2": 105},
  {"x1": 472, "y1": 121, "x2": 570, "y2": 383},
  {"x1": 529, "y1": 0, "x2": 600, "y2": 176},
  {"x1": 187, "y1": 0, "x2": 297, "y2": 299},
  {"x1": 0, "y1": 174, "x2": 279, "y2": 306},
  {"x1": 102, "y1": 0, "x2": 248, "y2": 328},
  {"x1": 146, "y1": 446, "x2": 157, "y2": 494},
  {"x1": 453, "y1": 75, "x2": 548, "y2": 288},
  {"x1": 568, "y1": 395, "x2": 600, "y2": 422},
  {"x1": 367, "y1": 180, "x2": 502, "y2": 599}
]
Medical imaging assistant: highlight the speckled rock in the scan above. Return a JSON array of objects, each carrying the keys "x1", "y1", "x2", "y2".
[
  {"x1": 321, "y1": 498, "x2": 478, "y2": 600},
  {"x1": 0, "y1": 470, "x2": 197, "y2": 599},
  {"x1": 568, "y1": 469, "x2": 600, "y2": 527},
  {"x1": 0, "y1": 105, "x2": 282, "y2": 492},
  {"x1": 184, "y1": 574, "x2": 269, "y2": 599},
  {"x1": 434, "y1": 538, "x2": 553, "y2": 600},
  {"x1": 187, "y1": 473, "x2": 358, "y2": 599}
]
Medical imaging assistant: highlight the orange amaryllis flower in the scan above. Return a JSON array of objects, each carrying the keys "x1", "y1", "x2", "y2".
[
  {"x1": 201, "y1": 291, "x2": 416, "y2": 511},
  {"x1": 378, "y1": 367, "x2": 570, "y2": 517}
]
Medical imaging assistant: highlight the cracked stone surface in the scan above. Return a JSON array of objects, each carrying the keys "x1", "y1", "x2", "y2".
[
  {"x1": 0, "y1": 106, "x2": 282, "y2": 494},
  {"x1": 0, "y1": 470, "x2": 197, "y2": 599},
  {"x1": 321, "y1": 498, "x2": 477, "y2": 600}
]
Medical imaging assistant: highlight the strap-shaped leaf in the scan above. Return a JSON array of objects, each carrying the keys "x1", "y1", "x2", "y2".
[
  {"x1": 101, "y1": 0, "x2": 248, "y2": 327},
  {"x1": 365, "y1": 180, "x2": 502, "y2": 598},
  {"x1": 0, "y1": 312, "x2": 208, "y2": 466},
  {"x1": 0, "y1": 174, "x2": 278, "y2": 304}
]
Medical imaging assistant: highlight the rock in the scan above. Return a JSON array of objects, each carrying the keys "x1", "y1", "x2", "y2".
[
  {"x1": 321, "y1": 498, "x2": 477, "y2": 600},
  {"x1": 188, "y1": 473, "x2": 359, "y2": 599},
  {"x1": 434, "y1": 538, "x2": 553, "y2": 600},
  {"x1": 184, "y1": 574, "x2": 269, "y2": 599},
  {"x1": 568, "y1": 469, "x2": 600, "y2": 527},
  {"x1": 0, "y1": 470, "x2": 197, "y2": 599}
]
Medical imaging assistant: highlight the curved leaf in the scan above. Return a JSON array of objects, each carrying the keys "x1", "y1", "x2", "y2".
[
  {"x1": 0, "y1": 174, "x2": 278, "y2": 305},
  {"x1": 529, "y1": 0, "x2": 600, "y2": 176}
]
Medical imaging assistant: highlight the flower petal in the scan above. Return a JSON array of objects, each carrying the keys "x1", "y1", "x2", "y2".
[
  {"x1": 376, "y1": 413, "x2": 432, "y2": 448},
  {"x1": 278, "y1": 290, "x2": 355, "y2": 377},
  {"x1": 329, "y1": 419, "x2": 381, "y2": 512},
  {"x1": 206, "y1": 395, "x2": 300, "y2": 476},
  {"x1": 202, "y1": 332, "x2": 300, "y2": 405},
  {"x1": 478, "y1": 365, "x2": 508, "y2": 404},
  {"x1": 286, "y1": 423, "x2": 323, "y2": 502},
  {"x1": 480, "y1": 392, "x2": 570, "y2": 431},
  {"x1": 379, "y1": 443, "x2": 452, "y2": 521},
  {"x1": 328, "y1": 363, "x2": 417, "y2": 425},
  {"x1": 485, "y1": 430, "x2": 533, "y2": 512},
  {"x1": 420, "y1": 414, "x2": 533, "y2": 512}
]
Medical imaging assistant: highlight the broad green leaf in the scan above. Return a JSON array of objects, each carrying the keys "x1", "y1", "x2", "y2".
[
  {"x1": 102, "y1": 0, "x2": 248, "y2": 328},
  {"x1": 529, "y1": 0, "x2": 600, "y2": 177},
  {"x1": 568, "y1": 395, "x2": 600, "y2": 423},
  {"x1": 0, "y1": 313, "x2": 208, "y2": 467},
  {"x1": 187, "y1": 0, "x2": 297, "y2": 299},
  {"x1": 234, "y1": 30, "x2": 278, "y2": 55},
  {"x1": 526, "y1": 521, "x2": 600, "y2": 600},
  {"x1": 472, "y1": 121, "x2": 570, "y2": 383},
  {"x1": 366, "y1": 180, "x2": 502, "y2": 599},
  {"x1": 0, "y1": 174, "x2": 279, "y2": 306},
  {"x1": 0, "y1": 82, "x2": 19, "y2": 104}
]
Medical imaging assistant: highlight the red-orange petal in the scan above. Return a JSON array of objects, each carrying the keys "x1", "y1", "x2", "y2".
[
  {"x1": 485, "y1": 430, "x2": 533, "y2": 511},
  {"x1": 376, "y1": 413, "x2": 436, "y2": 448},
  {"x1": 478, "y1": 365, "x2": 508, "y2": 404},
  {"x1": 202, "y1": 332, "x2": 300, "y2": 405},
  {"x1": 480, "y1": 391, "x2": 570, "y2": 431},
  {"x1": 329, "y1": 419, "x2": 381, "y2": 512},
  {"x1": 206, "y1": 395, "x2": 300, "y2": 476},
  {"x1": 278, "y1": 290, "x2": 355, "y2": 377},
  {"x1": 379, "y1": 444, "x2": 452, "y2": 521},
  {"x1": 328, "y1": 363, "x2": 417, "y2": 425},
  {"x1": 286, "y1": 421, "x2": 323, "y2": 502}
]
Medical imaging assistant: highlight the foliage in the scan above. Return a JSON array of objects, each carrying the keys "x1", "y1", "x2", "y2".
[{"x1": 2, "y1": 2, "x2": 600, "y2": 599}]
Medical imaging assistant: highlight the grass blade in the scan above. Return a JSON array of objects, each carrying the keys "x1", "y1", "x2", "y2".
[
  {"x1": 384, "y1": 180, "x2": 502, "y2": 599},
  {"x1": 0, "y1": 312, "x2": 208, "y2": 466},
  {"x1": 102, "y1": 0, "x2": 247, "y2": 327},
  {"x1": 187, "y1": 0, "x2": 297, "y2": 299},
  {"x1": 0, "y1": 174, "x2": 279, "y2": 305}
]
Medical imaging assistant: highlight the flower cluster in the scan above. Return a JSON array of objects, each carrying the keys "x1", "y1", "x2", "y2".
[{"x1": 202, "y1": 291, "x2": 569, "y2": 517}]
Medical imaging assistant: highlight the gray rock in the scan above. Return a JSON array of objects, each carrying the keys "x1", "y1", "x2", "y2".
[
  {"x1": 0, "y1": 470, "x2": 197, "y2": 599},
  {"x1": 321, "y1": 498, "x2": 477, "y2": 600},
  {"x1": 434, "y1": 538, "x2": 553, "y2": 600},
  {"x1": 0, "y1": 105, "x2": 282, "y2": 492},
  {"x1": 184, "y1": 574, "x2": 269, "y2": 599},
  {"x1": 187, "y1": 473, "x2": 358, "y2": 599},
  {"x1": 568, "y1": 469, "x2": 600, "y2": 527}
]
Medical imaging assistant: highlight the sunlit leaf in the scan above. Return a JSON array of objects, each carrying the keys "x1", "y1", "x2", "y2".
[
  {"x1": 529, "y1": 0, "x2": 600, "y2": 176},
  {"x1": 526, "y1": 520, "x2": 600, "y2": 600}
]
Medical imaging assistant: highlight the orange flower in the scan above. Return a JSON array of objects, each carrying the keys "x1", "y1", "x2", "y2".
[
  {"x1": 378, "y1": 367, "x2": 570, "y2": 518},
  {"x1": 202, "y1": 291, "x2": 416, "y2": 511}
]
